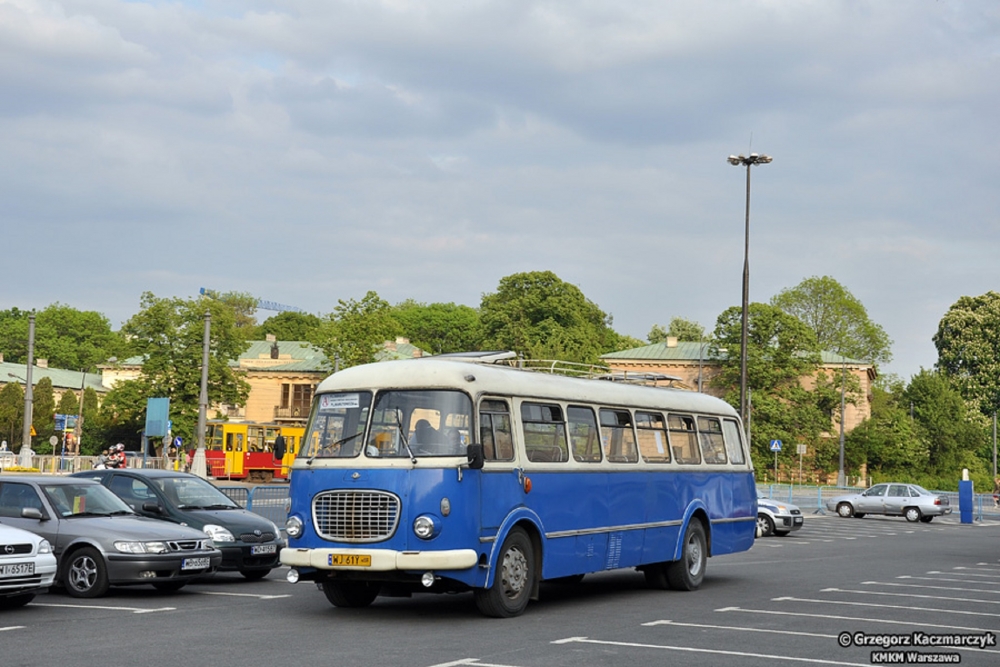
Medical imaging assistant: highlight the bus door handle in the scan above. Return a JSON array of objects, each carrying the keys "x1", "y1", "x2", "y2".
[{"x1": 515, "y1": 468, "x2": 524, "y2": 486}]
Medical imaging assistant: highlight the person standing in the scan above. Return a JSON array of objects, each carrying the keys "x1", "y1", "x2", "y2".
[{"x1": 993, "y1": 475, "x2": 1000, "y2": 509}]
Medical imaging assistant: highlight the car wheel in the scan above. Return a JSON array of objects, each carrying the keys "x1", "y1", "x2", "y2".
[
  {"x1": 240, "y1": 569, "x2": 270, "y2": 581},
  {"x1": 64, "y1": 546, "x2": 110, "y2": 598},
  {"x1": 666, "y1": 520, "x2": 707, "y2": 591},
  {"x1": 904, "y1": 507, "x2": 922, "y2": 522},
  {"x1": 152, "y1": 581, "x2": 187, "y2": 593},
  {"x1": 0, "y1": 593, "x2": 35, "y2": 609},
  {"x1": 919, "y1": 516, "x2": 934, "y2": 523},
  {"x1": 321, "y1": 580, "x2": 381, "y2": 608},
  {"x1": 836, "y1": 503, "x2": 854, "y2": 518},
  {"x1": 756, "y1": 514, "x2": 775, "y2": 537},
  {"x1": 474, "y1": 527, "x2": 534, "y2": 618}
]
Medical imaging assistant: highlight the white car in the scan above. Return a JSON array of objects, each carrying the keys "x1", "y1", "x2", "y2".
[
  {"x1": 756, "y1": 491, "x2": 804, "y2": 537},
  {"x1": 0, "y1": 523, "x2": 57, "y2": 609}
]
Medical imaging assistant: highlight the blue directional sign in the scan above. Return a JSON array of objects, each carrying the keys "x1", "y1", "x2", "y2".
[{"x1": 769, "y1": 439, "x2": 783, "y2": 452}]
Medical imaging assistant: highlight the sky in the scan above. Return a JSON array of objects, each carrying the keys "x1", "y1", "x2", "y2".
[{"x1": 2, "y1": 0, "x2": 998, "y2": 382}]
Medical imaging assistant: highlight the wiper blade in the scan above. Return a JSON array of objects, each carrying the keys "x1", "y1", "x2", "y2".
[
  {"x1": 308, "y1": 432, "x2": 364, "y2": 464},
  {"x1": 201, "y1": 504, "x2": 237, "y2": 510}
]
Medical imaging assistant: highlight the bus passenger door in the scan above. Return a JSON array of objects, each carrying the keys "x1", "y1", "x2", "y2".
[
  {"x1": 477, "y1": 399, "x2": 525, "y2": 533},
  {"x1": 225, "y1": 433, "x2": 245, "y2": 476}
]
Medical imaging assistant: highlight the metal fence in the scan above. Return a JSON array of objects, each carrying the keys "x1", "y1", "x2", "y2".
[
  {"x1": 219, "y1": 485, "x2": 290, "y2": 525},
  {"x1": 756, "y1": 483, "x2": 1000, "y2": 522},
  {"x1": 1, "y1": 454, "x2": 173, "y2": 473}
]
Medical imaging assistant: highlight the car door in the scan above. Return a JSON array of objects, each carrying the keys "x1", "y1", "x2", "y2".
[
  {"x1": 107, "y1": 474, "x2": 161, "y2": 516},
  {"x1": 857, "y1": 484, "x2": 888, "y2": 514},
  {"x1": 884, "y1": 484, "x2": 909, "y2": 515}
]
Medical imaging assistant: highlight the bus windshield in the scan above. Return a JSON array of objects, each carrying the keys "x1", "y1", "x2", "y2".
[
  {"x1": 302, "y1": 391, "x2": 373, "y2": 459},
  {"x1": 367, "y1": 389, "x2": 473, "y2": 458}
]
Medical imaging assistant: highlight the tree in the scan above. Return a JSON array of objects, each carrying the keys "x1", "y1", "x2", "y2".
[
  {"x1": 648, "y1": 318, "x2": 706, "y2": 344},
  {"x1": 844, "y1": 380, "x2": 925, "y2": 482},
  {"x1": 32, "y1": 377, "x2": 55, "y2": 454},
  {"x1": 313, "y1": 291, "x2": 401, "y2": 369},
  {"x1": 393, "y1": 300, "x2": 483, "y2": 354},
  {"x1": 0, "y1": 382, "x2": 24, "y2": 448},
  {"x1": 771, "y1": 276, "x2": 892, "y2": 366},
  {"x1": 0, "y1": 303, "x2": 122, "y2": 371},
  {"x1": 80, "y1": 386, "x2": 101, "y2": 455},
  {"x1": 933, "y1": 291, "x2": 1000, "y2": 418},
  {"x1": 480, "y1": 271, "x2": 619, "y2": 365},
  {"x1": 209, "y1": 291, "x2": 260, "y2": 335},
  {"x1": 58, "y1": 389, "x2": 79, "y2": 417},
  {"x1": 254, "y1": 311, "x2": 323, "y2": 342}
]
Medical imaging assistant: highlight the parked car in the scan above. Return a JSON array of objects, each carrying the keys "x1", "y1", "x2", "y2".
[
  {"x1": 73, "y1": 469, "x2": 283, "y2": 580},
  {"x1": 0, "y1": 475, "x2": 222, "y2": 597},
  {"x1": 0, "y1": 523, "x2": 58, "y2": 609},
  {"x1": 756, "y1": 491, "x2": 804, "y2": 537},
  {"x1": 826, "y1": 483, "x2": 952, "y2": 522}
]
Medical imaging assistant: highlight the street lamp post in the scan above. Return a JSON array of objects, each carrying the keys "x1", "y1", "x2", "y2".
[
  {"x1": 727, "y1": 153, "x2": 772, "y2": 431},
  {"x1": 19, "y1": 315, "x2": 36, "y2": 468}
]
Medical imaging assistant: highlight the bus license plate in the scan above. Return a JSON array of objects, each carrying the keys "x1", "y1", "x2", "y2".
[
  {"x1": 250, "y1": 544, "x2": 277, "y2": 555},
  {"x1": 329, "y1": 554, "x2": 371, "y2": 567},
  {"x1": 181, "y1": 557, "x2": 211, "y2": 571},
  {"x1": 0, "y1": 562, "x2": 34, "y2": 578}
]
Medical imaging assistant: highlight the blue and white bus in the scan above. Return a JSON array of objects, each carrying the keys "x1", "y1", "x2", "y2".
[{"x1": 280, "y1": 354, "x2": 757, "y2": 617}]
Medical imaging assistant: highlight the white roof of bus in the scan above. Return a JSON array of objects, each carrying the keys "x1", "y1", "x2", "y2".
[{"x1": 314, "y1": 358, "x2": 739, "y2": 418}]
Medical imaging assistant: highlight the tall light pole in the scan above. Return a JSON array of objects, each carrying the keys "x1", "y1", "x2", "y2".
[
  {"x1": 19, "y1": 315, "x2": 36, "y2": 468},
  {"x1": 191, "y1": 311, "x2": 211, "y2": 478},
  {"x1": 728, "y1": 153, "x2": 771, "y2": 432}
]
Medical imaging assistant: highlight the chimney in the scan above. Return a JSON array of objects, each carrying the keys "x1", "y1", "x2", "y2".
[
  {"x1": 270, "y1": 341, "x2": 280, "y2": 359},
  {"x1": 37, "y1": 359, "x2": 48, "y2": 368},
  {"x1": 0, "y1": 353, "x2": 4, "y2": 363},
  {"x1": 396, "y1": 337, "x2": 409, "y2": 345},
  {"x1": 666, "y1": 337, "x2": 678, "y2": 348}
]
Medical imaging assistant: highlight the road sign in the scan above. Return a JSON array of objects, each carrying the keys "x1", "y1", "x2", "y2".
[
  {"x1": 796, "y1": 444, "x2": 807, "y2": 455},
  {"x1": 769, "y1": 439, "x2": 783, "y2": 452}
]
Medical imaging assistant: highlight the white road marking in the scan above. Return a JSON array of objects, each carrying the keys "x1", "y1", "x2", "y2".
[
  {"x1": 427, "y1": 660, "x2": 521, "y2": 667},
  {"x1": 863, "y1": 579, "x2": 1000, "y2": 595},
  {"x1": 0, "y1": 626, "x2": 26, "y2": 631},
  {"x1": 819, "y1": 587, "x2": 1000, "y2": 606},
  {"x1": 777, "y1": 595, "x2": 1000, "y2": 618},
  {"x1": 551, "y1": 636, "x2": 870, "y2": 666},
  {"x1": 715, "y1": 606, "x2": 992, "y2": 633},
  {"x1": 900, "y1": 574, "x2": 1000, "y2": 586},
  {"x1": 643, "y1": 619, "x2": 837, "y2": 639},
  {"x1": 195, "y1": 591, "x2": 291, "y2": 599},
  {"x1": 30, "y1": 603, "x2": 175, "y2": 614}
]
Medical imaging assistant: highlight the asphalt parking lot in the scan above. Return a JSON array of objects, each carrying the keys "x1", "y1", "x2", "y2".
[{"x1": 3, "y1": 512, "x2": 999, "y2": 667}]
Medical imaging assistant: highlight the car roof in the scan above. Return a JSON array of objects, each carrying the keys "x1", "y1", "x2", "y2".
[{"x1": 0, "y1": 474, "x2": 100, "y2": 485}]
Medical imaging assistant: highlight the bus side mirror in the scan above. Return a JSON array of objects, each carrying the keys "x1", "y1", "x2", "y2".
[{"x1": 466, "y1": 444, "x2": 484, "y2": 470}]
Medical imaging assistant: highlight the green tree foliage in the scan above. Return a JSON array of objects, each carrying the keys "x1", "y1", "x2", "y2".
[
  {"x1": 393, "y1": 300, "x2": 483, "y2": 354},
  {"x1": 209, "y1": 291, "x2": 260, "y2": 335},
  {"x1": 0, "y1": 382, "x2": 24, "y2": 448},
  {"x1": 313, "y1": 291, "x2": 401, "y2": 369},
  {"x1": 32, "y1": 377, "x2": 56, "y2": 454},
  {"x1": 0, "y1": 304, "x2": 122, "y2": 371},
  {"x1": 933, "y1": 291, "x2": 1000, "y2": 418},
  {"x1": 712, "y1": 303, "x2": 838, "y2": 464},
  {"x1": 480, "y1": 271, "x2": 619, "y2": 365},
  {"x1": 771, "y1": 276, "x2": 892, "y2": 366},
  {"x1": 648, "y1": 318, "x2": 706, "y2": 343},
  {"x1": 254, "y1": 311, "x2": 323, "y2": 342},
  {"x1": 58, "y1": 390, "x2": 79, "y2": 420},
  {"x1": 110, "y1": 292, "x2": 252, "y2": 447},
  {"x1": 844, "y1": 380, "x2": 925, "y2": 482}
]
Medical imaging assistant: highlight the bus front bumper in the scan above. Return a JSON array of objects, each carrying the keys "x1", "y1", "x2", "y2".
[{"x1": 281, "y1": 547, "x2": 478, "y2": 572}]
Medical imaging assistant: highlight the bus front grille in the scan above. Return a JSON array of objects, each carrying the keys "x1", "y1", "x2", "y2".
[{"x1": 313, "y1": 490, "x2": 401, "y2": 543}]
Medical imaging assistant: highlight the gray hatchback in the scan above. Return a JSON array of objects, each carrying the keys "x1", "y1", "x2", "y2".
[
  {"x1": 0, "y1": 475, "x2": 221, "y2": 597},
  {"x1": 826, "y1": 482, "x2": 952, "y2": 523}
]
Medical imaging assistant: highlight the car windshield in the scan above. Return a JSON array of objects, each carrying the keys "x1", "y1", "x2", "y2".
[
  {"x1": 910, "y1": 485, "x2": 932, "y2": 496},
  {"x1": 42, "y1": 482, "x2": 134, "y2": 517},
  {"x1": 152, "y1": 476, "x2": 241, "y2": 510}
]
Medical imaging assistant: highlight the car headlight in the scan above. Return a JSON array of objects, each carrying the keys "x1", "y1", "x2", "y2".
[
  {"x1": 202, "y1": 524, "x2": 235, "y2": 542},
  {"x1": 775, "y1": 505, "x2": 787, "y2": 512},
  {"x1": 413, "y1": 515, "x2": 440, "y2": 540},
  {"x1": 285, "y1": 516, "x2": 304, "y2": 539},
  {"x1": 38, "y1": 539, "x2": 53, "y2": 555},
  {"x1": 114, "y1": 541, "x2": 170, "y2": 554}
]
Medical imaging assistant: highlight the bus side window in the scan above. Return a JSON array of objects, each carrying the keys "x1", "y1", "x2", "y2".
[
  {"x1": 668, "y1": 414, "x2": 700, "y2": 464},
  {"x1": 721, "y1": 419, "x2": 746, "y2": 465},
  {"x1": 520, "y1": 402, "x2": 568, "y2": 463},
  {"x1": 567, "y1": 405, "x2": 601, "y2": 463},
  {"x1": 636, "y1": 411, "x2": 670, "y2": 463},
  {"x1": 697, "y1": 416, "x2": 728, "y2": 464},
  {"x1": 479, "y1": 399, "x2": 514, "y2": 461},
  {"x1": 599, "y1": 409, "x2": 638, "y2": 463}
]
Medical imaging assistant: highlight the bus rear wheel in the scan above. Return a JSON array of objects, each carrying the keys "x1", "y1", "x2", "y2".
[
  {"x1": 321, "y1": 580, "x2": 381, "y2": 608},
  {"x1": 665, "y1": 520, "x2": 706, "y2": 591},
  {"x1": 475, "y1": 527, "x2": 534, "y2": 618}
]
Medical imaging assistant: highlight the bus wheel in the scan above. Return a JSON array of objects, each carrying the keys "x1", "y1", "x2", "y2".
[
  {"x1": 666, "y1": 520, "x2": 706, "y2": 591},
  {"x1": 321, "y1": 580, "x2": 381, "y2": 608},
  {"x1": 474, "y1": 527, "x2": 533, "y2": 618}
]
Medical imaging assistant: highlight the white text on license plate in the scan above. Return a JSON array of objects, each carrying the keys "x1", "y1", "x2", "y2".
[
  {"x1": 250, "y1": 544, "x2": 277, "y2": 555},
  {"x1": 329, "y1": 554, "x2": 371, "y2": 567},
  {"x1": 0, "y1": 562, "x2": 34, "y2": 578},
  {"x1": 181, "y1": 557, "x2": 211, "y2": 571}
]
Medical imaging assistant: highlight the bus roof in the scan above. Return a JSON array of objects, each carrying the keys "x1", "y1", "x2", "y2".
[{"x1": 314, "y1": 357, "x2": 739, "y2": 418}]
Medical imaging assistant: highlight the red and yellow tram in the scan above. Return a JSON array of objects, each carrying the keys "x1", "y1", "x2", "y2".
[{"x1": 205, "y1": 420, "x2": 304, "y2": 483}]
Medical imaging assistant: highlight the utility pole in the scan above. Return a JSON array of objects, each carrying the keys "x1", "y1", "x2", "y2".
[
  {"x1": 19, "y1": 315, "x2": 36, "y2": 468},
  {"x1": 191, "y1": 311, "x2": 211, "y2": 478}
]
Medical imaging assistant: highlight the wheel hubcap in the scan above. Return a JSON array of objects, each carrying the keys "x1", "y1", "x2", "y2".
[
  {"x1": 687, "y1": 536, "x2": 703, "y2": 576},
  {"x1": 500, "y1": 546, "x2": 528, "y2": 599},
  {"x1": 69, "y1": 556, "x2": 98, "y2": 591}
]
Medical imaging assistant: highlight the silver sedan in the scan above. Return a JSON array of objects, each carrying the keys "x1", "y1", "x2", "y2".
[{"x1": 826, "y1": 483, "x2": 952, "y2": 522}]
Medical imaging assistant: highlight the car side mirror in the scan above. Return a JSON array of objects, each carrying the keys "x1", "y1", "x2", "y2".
[
  {"x1": 21, "y1": 507, "x2": 46, "y2": 520},
  {"x1": 142, "y1": 502, "x2": 164, "y2": 514},
  {"x1": 466, "y1": 443, "x2": 484, "y2": 470}
]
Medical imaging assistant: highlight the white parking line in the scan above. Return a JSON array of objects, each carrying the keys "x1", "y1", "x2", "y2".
[
  {"x1": 194, "y1": 591, "x2": 291, "y2": 600},
  {"x1": 954, "y1": 567, "x2": 1000, "y2": 576},
  {"x1": 716, "y1": 606, "x2": 992, "y2": 633},
  {"x1": 900, "y1": 574, "x2": 1000, "y2": 586},
  {"x1": 30, "y1": 603, "x2": 175, "y2": 614},
  {"x1": 643, "y1": 619, "x2": 837, "y2": 639},
  {"x1": 938, "y1": 569, "x2": 1000, "y2": 579},
  {"x1": 863, "y1": 579, "x2": 1000, "y2": 595},
  {"x1": 820, "y1": 587, "x2": 1000, "y2": 606},
  {"x1": 1, "y1": 626, "x2": 26, "y2": 631},
  {"x1": 776, "y1": 595, "x2": 1000, "y2": 619},
  {"x1": 551, "y1": 636, "x2": 870, "y2": 666},
  {"x1": 427, "y1": 659, "x2": 522, "y2": 667}
]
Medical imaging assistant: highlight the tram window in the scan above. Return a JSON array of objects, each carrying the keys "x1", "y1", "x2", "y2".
[
  {"x1": 568, "y1": 406, "x2": 601, "y2": 463},
  {"x1": 520, "y1": 403, "x2": 568, "y2": 463},
  {"x1": 599, "y1": 409, "x2": 638, "y2": 463},
  {"x1": 697, "y1": 416, "x2": 728, "y2": 464},
  {"x1": 721, "y1": 419, "x2": 746, "y2": 465},
  {"x1": 668, "y1": 414, "x2": 700, "y2": 464},
  {"x1": 479, "y1": 399, "x2": 514, "y2": 461},
  {"x1": 636, "y1": 411, "x2": 670, "y2": 464}
]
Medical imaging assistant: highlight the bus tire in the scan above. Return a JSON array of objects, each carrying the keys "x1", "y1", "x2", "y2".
[
  {"x1": 666, "y1": 520, "x2": 706, "y2": 591},
  {"x1": 474, "y1": 527, "x2": 533, "y2": 618},
  {"x1": 321, "y1": 580, "x2": 381, "y2": 608}
]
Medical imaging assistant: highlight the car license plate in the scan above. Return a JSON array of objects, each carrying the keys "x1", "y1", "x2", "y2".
[
  {"x1": 329, "y1": 554, "x2": 371, "y2": 567},
  {"x1": 250, "y1": 544, "x2": 277, "y2": 555},
  {"x1": 0, "y1": 562, "x2": 34, "y2": 578},
  {"x1": 181, "y1": 557, "x2": 211, "y2": 571}
]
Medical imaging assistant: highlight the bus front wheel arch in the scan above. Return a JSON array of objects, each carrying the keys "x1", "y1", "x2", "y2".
[
  {"x1": 474, "y1": 526, "x2": 535, "y2": 618},
  {"x1": 665, "y1": 519, "x2": 707, "y2": 591}
]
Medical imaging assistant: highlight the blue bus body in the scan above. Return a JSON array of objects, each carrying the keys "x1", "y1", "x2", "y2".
[{"x1": 281, "y1": 357, "x2": 757, "y2": 616}]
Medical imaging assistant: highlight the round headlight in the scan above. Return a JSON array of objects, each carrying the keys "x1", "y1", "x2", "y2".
[
  {"x1": 285, "y1": 516, "x2": 303, "y2": 539},
  {"x1": 203, "y1": 524, "x2": 235, "y2": 542},
  {"x1": 413, "y1": 515, "x2": 439, "y2": 540}
]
